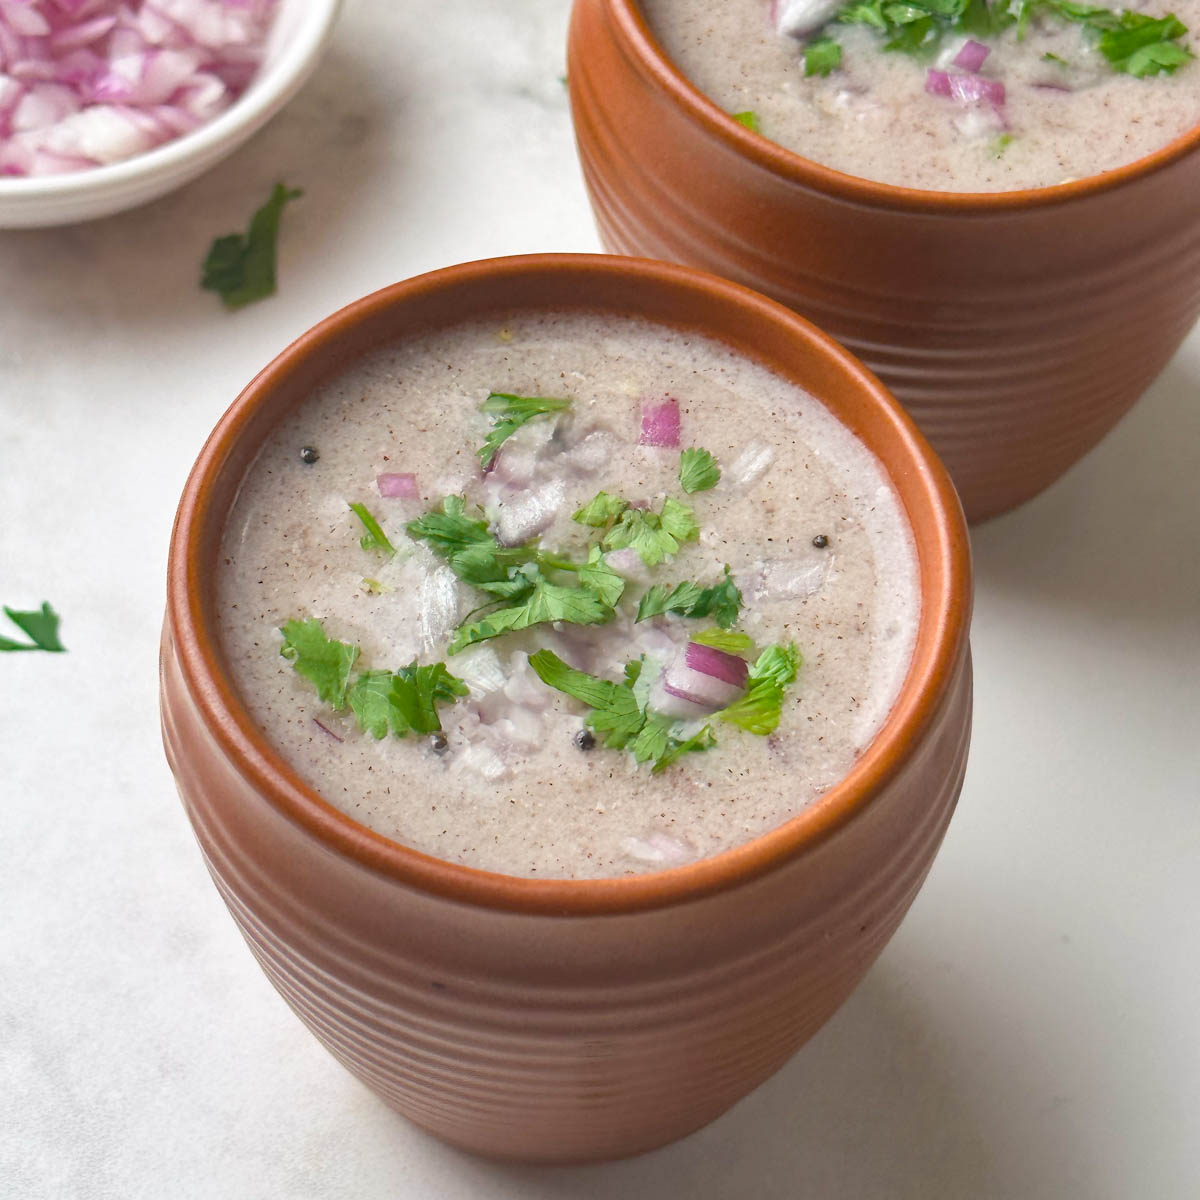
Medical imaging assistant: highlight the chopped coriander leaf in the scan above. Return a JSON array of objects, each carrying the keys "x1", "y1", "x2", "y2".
[
  {"x1": 573, "y1": 491, "x2": 629, "y2": 527},
  {"x1": 732, "y1": 110, "x2": 762, "y2": 132},
  {"x1": 578, "y1": 546, "x2": 627, "y2": 608},
  {"x1": 201, "y1": 182, "x2": 301, "y2": 310},
  {"x1": 1042, "y1": 51, "x2": 1068, "y2": 63},
  {"x1": 691, "y1": 627, "x2": 756, "y2": 655},
  {"x1": 1098, "y1": 14, "x2": 1192, "y2": 76},
  {"x1": 631, "y1": 714, "x2": 672, "y2": 764},
  {"x1": 477, "y1": 392, "x2": 572, "y2": 470},
  {"x1": 636, "y1": 565, "x2": 742, "y2": 629},
  {"x1": 407, "y1": 496, "x2": 540, "y2": 588},
  {"x1": 280, "y1": 617, "x2": 466, "y2": 737},
  {"x1": 991, "y1": 133, "x2": 1014, "y2": 158},
  {"x1": 350, "y1": 502, "x2": 396, "y2": 556},
  {"x1": 0, "y1": 602, "x2": 65, "y2": 652},
  {"x1": 717, "y1": 643, "x2": 801, "y2": 735},
  {"x1": 678, "y1": 447, "x2": 721, "y2": 494},
  {"x1": 805, "y1": 36, "x2": 844, "y2": 75},
  {"x1": 280, "y1": 619, "x2": 359, "y2": 709},
  {"x1": 528, "y1": 649, "x2": 645, "y2": 747},
  {"x1": 447, "y1": 574, "x2": 614, "y2": 654},
  {"x1": 347, "y1": 663, "x2": 468, "y2": 738},
  {"x1": 600, "y1": 496, "x2": 701, "y2": 567},
  {"x1": 651, "y1": 724, "x2": 717, "y2": 774},
  {"x1": 529, "y1": 649, "x2": 722, "y2": 771},
  {"x1": 362, "y1": 577, "x2": 393, "y2": 595}
]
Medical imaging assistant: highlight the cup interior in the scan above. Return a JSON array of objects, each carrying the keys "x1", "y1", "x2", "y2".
[{"x1": 167, "y1": 253, "x2": 971, "y2": 913}]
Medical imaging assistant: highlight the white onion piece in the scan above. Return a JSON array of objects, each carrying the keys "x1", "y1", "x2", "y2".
[
  {"x1": 503, "y1": 655, "x2": 550, "y2": 708},
  {"x1": 493, "y1": 709, "x2": 544, "y2": 750},
  {"x1": 495, "y1": 479, "x2": 564, "y2": 546},
  {"x1": 603, "y1": 547, "x2": 645, "y2": 577},
  {"x1": 419, "y1": 565, "x2": 461, "y2": 658},
  {"x1": 772, "y1": 0, "x2": 843, "y2": 39},
  {"x1": 622, "y1": 831, "x2": 696, "y2": 866},
  {"x1": 757, "y1": 553, "x2": 832, "y2": 600},
  {"x1": 451, "y1": 646, "x2": 507, "y2": 697},
  {"x1": 456, "y1": 742, "x2": 510, "y2": 783},
  {"x1": 661, "y1": 660, "x2": 744, "y2": 710},
  {"x1": 730, "y1": 441, "x2": 776, "y2": 488},
  {"x1": 564, "y1": 430, "x2": 621, "y2": 476}
]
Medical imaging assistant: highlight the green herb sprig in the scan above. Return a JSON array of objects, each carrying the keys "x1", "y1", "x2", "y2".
[
  {"x1": 0, "y1": 603, "x2": 65, "y2": 653},
  {"x1": 478, "y1": 393, "x2": 572, "y2": 470},
  {"x1": 201, "y1": 182, "x2": 301, "y2": 310},
  {"x1": 280, "y1": 618, "x2": 467, "y2": 738}
]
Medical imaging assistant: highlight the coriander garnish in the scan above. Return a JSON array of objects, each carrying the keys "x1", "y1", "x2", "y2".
[
  {"x1": 350, "y1": 502, "x2": 396, "y2": 556},
  {"x1": 678, "y1": 447, "x2": 721, "y2": 494},
  {"x1": 477, "y1": 392, "x2": 572, "y2": 470},
  {"x1": 732, "y1": 110, "x2": 762, "y2": 132},
  {"x1": 280, "y1": 618, "x2": 467, "y2": 738},
  {"x1": 635, "y1": 565, "x2": 743, "y2": 629}
]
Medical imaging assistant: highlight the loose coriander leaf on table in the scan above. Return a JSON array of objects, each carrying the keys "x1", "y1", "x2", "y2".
[
  {"x1": 678, "y1": 447, "x2": 721, "y2": 494},
  {"x1": 0, "y1": 602, "x2": 65, "y2": 652},
  {"x1": 280, "y1": 619, "x2": 359, "y2": 709},
  {"x1": 477, "y1": 392, "x2": 572, "y2": 469},
  {"x1": 350, "y1": 502, "x2": 396, "y2": 556},
  {"x1": 201, "y1": 182, "x2": 301, "y2": 310}
]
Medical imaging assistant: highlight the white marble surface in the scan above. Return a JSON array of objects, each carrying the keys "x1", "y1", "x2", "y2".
[{"x1": 2, "y1": 1, "x2": 1198, "y2": 1196}]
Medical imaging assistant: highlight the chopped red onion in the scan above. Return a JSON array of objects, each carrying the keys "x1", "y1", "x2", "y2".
[
  {"x1": 377, "y1": 472, "x2": 419, "y2": 500},
  {"x1": 660, "y1": 642, "x2": 746, "y2": 712},
  {"x1": 0, "y1": 0, "x2": 278, "y2": 177},
  {"x1": 639, "y1": 397, "x2": 680, "y2": 448},
  {"x1": 926, "y1": 68, "x2": 1005, "y2": 107},
  {"x1": 953, "y1": 40, "x2": 990, "y2": 73},
  {"x1": 684, "y1": 641, "x2": 749, "y2": 689}
]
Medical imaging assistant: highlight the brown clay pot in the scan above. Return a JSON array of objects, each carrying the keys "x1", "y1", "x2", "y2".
[
  {"x1": 161, "y1": 254, "x2": 972, "y2": 1164},
  {"x1": 566, "y1": 0, "x2": 1200, "y2": 522}
]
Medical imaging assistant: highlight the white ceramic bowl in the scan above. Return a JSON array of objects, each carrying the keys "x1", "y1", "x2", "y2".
[{"x1": 0, "y1": 0, "x2": 342, "y2": 229}]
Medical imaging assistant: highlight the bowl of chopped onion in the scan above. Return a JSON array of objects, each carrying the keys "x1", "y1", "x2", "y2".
[{"x1": 0, "y1": 0, "x2": 342, "y2": 229}]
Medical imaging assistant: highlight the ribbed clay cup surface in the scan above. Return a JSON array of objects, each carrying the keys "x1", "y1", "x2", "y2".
[
  {"x1": 567, "y1": 0, "x2": 1200, "y2": 523},
  {"x1": 161, "y1": 254, "x2": 973, "y2": 1164}
]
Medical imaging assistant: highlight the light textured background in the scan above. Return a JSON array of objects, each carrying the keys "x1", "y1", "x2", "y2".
[{"x1": 2, "y1": 2, "x2": 1198, "y2": 1197}]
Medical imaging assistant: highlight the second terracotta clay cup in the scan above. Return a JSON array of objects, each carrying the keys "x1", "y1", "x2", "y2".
[
  {"x1": 567, "y1": 0, "x2": 1200, "y2": 522},
  {"x1": 161, "y1": 254, "x2": 972, "y2": 1164}
]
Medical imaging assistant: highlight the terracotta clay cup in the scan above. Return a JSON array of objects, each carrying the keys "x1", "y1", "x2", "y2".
[
  {"x1": 567, "y1": 0, "x2": 1200, "y2": 523},
  {"x1": 161, "y1": 254, "x2": 972, "y2": 1164}
]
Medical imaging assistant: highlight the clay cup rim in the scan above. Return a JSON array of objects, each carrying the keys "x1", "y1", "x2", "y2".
[
  {"x1": 166, "y1": 253, "x2": 971, "y2": 916},
  {"x1": 602, "y1": 0, "x2": 1200, "y2": 213}
]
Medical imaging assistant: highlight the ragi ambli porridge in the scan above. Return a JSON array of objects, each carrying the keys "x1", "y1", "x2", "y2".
[
  {"x1": 640, "y1": 0, "x2": 1200, "y2": 190},
  {"x1": 217, "y1": 314, "x2": 919, "y2": 880}
]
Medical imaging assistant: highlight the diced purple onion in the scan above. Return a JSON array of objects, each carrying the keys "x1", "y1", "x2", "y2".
[
  {"x1": 953, "y1": 40, "x2": 990, "y2": 73},
  {"x1": 684, "y1": 641, "x2": 749, "y2": 689},
  {"x1": 660, "y1": 642, "x2": 747, "y2": 712},
  {"x1": 639, "y1": 397, "x2": 681, "y2": 448},
  {"x1": 377, "y1": 472, "x2": 420, "y2": 499},
  {"x1": 0, "y1": 0, "x2": 278, "y2": 177},
  {"x1": 926, "y1": 68, "x2": 1005, "y2": 107}
]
